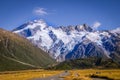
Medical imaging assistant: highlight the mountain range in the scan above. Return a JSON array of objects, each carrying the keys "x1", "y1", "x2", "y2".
[{"x1": 13, "y1": 19, "x2": 120, "y2": 63}]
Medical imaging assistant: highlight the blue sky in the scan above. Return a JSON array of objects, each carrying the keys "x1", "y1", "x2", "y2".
[{"x1": 0, "y1": 0, "x2": 120, "y2": 30}]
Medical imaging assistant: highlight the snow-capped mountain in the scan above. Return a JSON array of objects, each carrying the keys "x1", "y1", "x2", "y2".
[{"x1": 13, "y1": 19, "x2": 120, "y2": 62}]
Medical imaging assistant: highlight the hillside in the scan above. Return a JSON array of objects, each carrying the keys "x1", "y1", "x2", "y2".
[
  {"x1": 49, "y1": 57, "x2": 120, "y2": 70},
  {"x1": 0, "y1": 29, "x2": 55, "y2": 71}
]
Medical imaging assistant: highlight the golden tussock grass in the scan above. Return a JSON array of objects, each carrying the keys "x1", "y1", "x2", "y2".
[
  {"x1": 0, "y1": 69, "x2": 62, "y2": 80},
  {"x1": 0, "y1": 69, "x2": 120, "y2": 80},
  {"x1": 64, "y1": 69, "x2": 120, "y2": 80}
]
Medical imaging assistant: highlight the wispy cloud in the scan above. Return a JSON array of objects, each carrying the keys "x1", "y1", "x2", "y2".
[
  {"x1": 92, "y1": 21, "x2": 101, "y2": 30},
  {"x1": 33, "y1": 7, "x2": 48, "y2": 16}
]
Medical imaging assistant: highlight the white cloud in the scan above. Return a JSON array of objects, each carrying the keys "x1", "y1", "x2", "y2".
[
  {"x1": 33, "y1": 7, "x2": 48, "y2": 16},
  {"x1": 111, "y1": 27, "x2": 120, "y2": 33},
  {"x1": 92, "y1": 21, "x2": 101, "y2": 30}
]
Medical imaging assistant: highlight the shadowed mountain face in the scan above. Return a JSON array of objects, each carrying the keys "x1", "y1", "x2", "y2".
[
  {"x1": 0, "y1": 29, "x2": 54, "y2": 71},
  {"x1": 13, "y1": 19, "x2": 120, "y2": 62}
]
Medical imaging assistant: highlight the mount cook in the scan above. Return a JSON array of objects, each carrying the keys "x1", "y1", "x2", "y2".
[{"x1": 13, "y1": 19, "x2": 120, "y2": 62}]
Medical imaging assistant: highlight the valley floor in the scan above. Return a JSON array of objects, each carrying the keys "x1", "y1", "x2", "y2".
[{"x1": 0, "y1": 69, "x2": 120, "y2": 80}]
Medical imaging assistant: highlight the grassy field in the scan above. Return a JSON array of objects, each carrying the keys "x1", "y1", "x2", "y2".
[
  {"x1": 64, "y1": 69, "x2": 120, "y2": 80},
  {"x1": 0, "y1": 69, "x2": 120, "y2": 80},
  {"x1": 0, "y1": 69, "x2": 62, "y2": 80}
]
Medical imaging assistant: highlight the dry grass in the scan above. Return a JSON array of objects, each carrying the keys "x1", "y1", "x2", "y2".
[
  {"x1": 64, "y1": 70, "x2": 92, "y2": 80},
  {"x1": 0, "y1": 69, "x2": 62, "y2": 80},
  {"x1": 0, "y1": 69, "x2": 120, "y2": 80},
  {"x1": 64, "y1": 69, "x2": 120, "y2": 80}
]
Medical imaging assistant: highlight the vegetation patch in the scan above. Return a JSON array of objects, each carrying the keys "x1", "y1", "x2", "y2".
[
  {"x1": 49, "y1": 57, "x2": 120, "y2": 70},
  {"x1": 90, "y1": 74, "x2": 113, "y2": 80}
]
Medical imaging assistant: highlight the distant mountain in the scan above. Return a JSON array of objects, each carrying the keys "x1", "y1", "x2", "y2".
[
  {"x1": 0, "y1": 29, "x2": 54, "y2": 71},
  {"x1": 13, "y1": 19, "x2": 120, "y2": 63}
]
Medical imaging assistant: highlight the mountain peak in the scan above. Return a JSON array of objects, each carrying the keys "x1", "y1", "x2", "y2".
[
  {"x1": 13, "y1": 19, "x2": 47, "y2": 33},
  {"x1": 75, "y1": 24, "x2": 93, "y2": 32},
  {"x1": 29, "y1": 19, "x2": 46, "y2": 24}
]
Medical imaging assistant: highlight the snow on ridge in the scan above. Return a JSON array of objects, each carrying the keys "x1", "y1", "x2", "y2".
[
  {"x1": 14, "y1": 19, "x2": 47, "y2": 33},
  {"x1": 51, "y1": 28, "x2": 70, "y2": 44},
  {"x1": 100, "y1": 31, "x2": 111, "y2": 38},
  {"x1": 13, "y1": 19, "x2": 117, "y2": 60},
  {"x1": 86, "y1": 32, "x2": 102, "y2": 45}
]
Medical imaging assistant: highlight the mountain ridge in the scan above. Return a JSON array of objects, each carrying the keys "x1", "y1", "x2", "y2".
[{"x1": 13, "y1": 19, "x2": 120, "y2": 62}]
